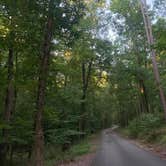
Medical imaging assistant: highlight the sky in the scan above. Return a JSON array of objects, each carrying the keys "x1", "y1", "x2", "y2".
[
  {"x1": 147, "y1": 0, "x2": 154, "y2": 7},
  {"x1": 106, "y1": 0, "x2": 154, "y2": 7},
  {"x1": 102, "y1": 0, "x2": 156, "y2": 41}
]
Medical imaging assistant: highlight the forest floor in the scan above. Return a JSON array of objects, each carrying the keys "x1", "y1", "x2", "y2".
[{"x1": 57, "y1": 153, "x2": 96, "y2": 166}]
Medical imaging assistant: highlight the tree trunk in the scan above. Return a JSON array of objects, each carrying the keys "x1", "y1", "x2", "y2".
[
  {"x1": 79, "y1": 60, "x2": 93, "y2": 134},
  {"x1": 133, "y1": 36, "x2": 149, "y2": 114},
  {"x1": 140, "y1": 79, "x2": 149, "y2": 112},
  {"x1": 137, "y1": 78, "x2": 149, "y2": 113},
  {"x1": 140, "y1": 0, "x2": 166, "y2": 119},
  {"x1": 0, "y1": 48, "x2": 15, "y2": 165},
  {"x1": 136, "y1": 57, "x2": 149, "y2": 113},
  {"x1": 32, "y1": 1, "x2": 54, "y2": 166},
  {"x1": 4, "y1": 48, "x2": 15, "y2": 123}
]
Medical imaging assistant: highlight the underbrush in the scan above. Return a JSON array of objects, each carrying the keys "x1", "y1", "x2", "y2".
[
  {"x1": 8, "y1": 135, "x2": 95, "y2": 166},
  {"x1": 44, "y1": 136, "x2": 94, "y2": 166},
  {"x1": 124, "y1": 113, "x2": 166, "y2": 145}
]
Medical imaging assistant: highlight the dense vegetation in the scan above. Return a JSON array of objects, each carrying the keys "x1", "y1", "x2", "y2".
[{"x1": 0, "y1": 0, "x2": 166, "y2": 166}]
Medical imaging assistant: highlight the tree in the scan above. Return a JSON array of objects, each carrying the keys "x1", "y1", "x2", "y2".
[
  {"x1": 139, "y1": 0, "x2": 166, "y2": 120},
  {"x1": 0, "y1": 2, "x2": 21, "y2": 164},
  {"x1": 32, "y1": 0, "x2": 54, "y2": 165}
]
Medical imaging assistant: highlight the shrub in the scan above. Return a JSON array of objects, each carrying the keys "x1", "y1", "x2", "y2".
[
  {"x1": 160, "y1": 135, "x2": 166, "y2": 145},
  {"x1": 128, "y1": 113, "x2": 162, "y2": 140},
  {"x1": 128, "y1": 119, "x2": 141, "y2": 138}
]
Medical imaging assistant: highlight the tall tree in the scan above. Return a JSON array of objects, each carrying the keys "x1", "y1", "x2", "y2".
[
  {"x1": 80, "y1": 59, "x2": 93, "y2": 133},
  {"x1": 140, "y1": 0, "x2": 166, "y2": 120},
  {"x1": 32, "y1": 0, "x2": 54, "y2": 165},
  {"x1": 0, "y1": 3, "x2": 18, "y2": 164}
]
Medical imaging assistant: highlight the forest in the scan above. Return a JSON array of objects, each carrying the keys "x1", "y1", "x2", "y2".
[{"x1": 0, "y1": 0, "x2": 166, "y2": 166}]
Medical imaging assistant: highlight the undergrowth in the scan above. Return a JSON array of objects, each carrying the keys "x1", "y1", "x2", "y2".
[
  {"x1": 44, "y1": 136, "x2": 93, "y2": 166},
  {"x1": 122, "y1": 113, "x2": 166, "y2": 145}
]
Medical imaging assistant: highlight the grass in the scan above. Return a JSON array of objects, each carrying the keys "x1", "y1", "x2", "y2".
[
  {"x1": 118, "y1": 113, "x2": 166, "y2": 146},
  {"x1": 44, "y1": 135, "x2": 96, "y2": 166},
  {"x1": 119, "y1": 125, "x2": 166, "y2": 146},
  {"x1": 68, "y1": 141, "x2": 90, "y2": 157},
  {"x1": 6, "y1": 134, "x2": 98, "y2": 166}
]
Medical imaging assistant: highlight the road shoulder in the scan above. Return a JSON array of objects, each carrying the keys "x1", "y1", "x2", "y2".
[{"x1": 117, "y1": 129, "x2": 166, "y2": 160}]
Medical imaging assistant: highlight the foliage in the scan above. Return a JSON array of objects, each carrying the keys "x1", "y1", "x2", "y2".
[
  {"x1": 128, "y1": 113, "x2": 163, "y2": 139},
  {"x1": 0, "y1": 0, "x2": 166, "y2": 165},
  {"x1": 44, "y1": 138, "x2": 91, "y2": 166}
]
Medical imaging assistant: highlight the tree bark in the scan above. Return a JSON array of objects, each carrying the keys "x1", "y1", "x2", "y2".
[
  {"x1": 137, "y1": 79, "x2": 149, "y2": 113},
  {"x1": 79, "y1": 59, "x2": 93, "y2": 133},
  {"x1": 132, "y1": 37, "x2": 149, "y2": 114},
  {"x1": 32, "y1": 1, "x2": 54, "y2": 166},
  {"x1": 0, "y1": 48, "x2": 15, "y2": 165},
  {"x1": 4, "y1": 48, "x2": 15, "y2": 123},
  {"x1": 140, "y1": 0, "x2": 166, "y2": 119},
  {"x1": 136, "y1": 52, "x2": 149, "y2": 113}
]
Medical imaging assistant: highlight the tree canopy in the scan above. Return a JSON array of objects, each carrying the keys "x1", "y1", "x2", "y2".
[{"x1": 0, "y1": 0, "x2": 166, "y2": 166}]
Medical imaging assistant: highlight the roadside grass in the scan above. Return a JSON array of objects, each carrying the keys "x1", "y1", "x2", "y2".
[
  {"x1": 9, "y1": 134, "x2": 98, "y2": 166},
  {"x1": 44, "y1": 134, "x2": 98, "y2": 166},
  {"x1": 119, "y1": 113, "x2": 166, "y2": 146},
  {"x1": 122, "y1": 126, "x2": 166, "y2": 145},
  {"x1": 156, "y1": 127, "x2": 166, "y2": 146}
]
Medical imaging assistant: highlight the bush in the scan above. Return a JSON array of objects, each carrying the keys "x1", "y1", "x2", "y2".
[
  {"x1": 128, "y1": 119, "x2": 140, "y2": 138},
  {"x1": 128, "y1": 113, "x2": 162, "y2": 140},
  {"x1": 160, "y1": 135, "x2": 166, "y2": 145},
  {"x1": 68, "y1": 142, "x2": 90, "y2": 157},
  {"x1": 44, "y1": 140, "x2": 91, "y2": 166}
]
